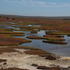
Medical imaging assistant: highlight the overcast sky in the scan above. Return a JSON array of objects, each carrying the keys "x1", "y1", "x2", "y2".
[{"x1": 0, "y1": 0, "x2": 70, "y2": 16}]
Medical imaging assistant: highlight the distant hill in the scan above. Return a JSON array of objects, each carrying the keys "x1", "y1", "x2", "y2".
[
  {"x1": 0, "y1": 14, "x2": 70, "y2": 19},
  {"x1": 0, "y1": 14, "x2": 70, "y2": 24}
]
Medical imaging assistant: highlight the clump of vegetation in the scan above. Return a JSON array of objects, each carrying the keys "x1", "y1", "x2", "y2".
[
  {"x1": 27, "y1": 36, "x2": 43, "y2": 39},
  {"x1": 43, "y1": 40, "x2": 67, "y2": 45},
  {"x1": 0, "y1": 37, "x2": 32, "y2": 46}
]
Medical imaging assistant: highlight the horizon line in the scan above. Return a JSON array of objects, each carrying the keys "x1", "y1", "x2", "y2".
[{"x1": 0, "y1": 13, "x2": 70, "y2": 18}]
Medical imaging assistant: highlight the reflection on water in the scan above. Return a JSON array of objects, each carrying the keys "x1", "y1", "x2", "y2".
[
  {"x1": 37, "y1": 30, "x2": 46, "y2": 36},
  {"x1": 1, "y1": 23, "x2": 70, "y2": 56},
  {"x1": 18, "y1": 30, "x2": 70, "y2": 57}
]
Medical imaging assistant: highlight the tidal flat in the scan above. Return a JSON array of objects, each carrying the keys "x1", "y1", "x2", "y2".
[{"x1": 0, "y1": 16, "x2": 70, "y2": 70}]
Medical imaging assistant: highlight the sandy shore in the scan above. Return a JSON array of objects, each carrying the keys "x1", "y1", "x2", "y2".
[{"x1": 0, "y1": 46, "x2": 70, "y2": 70}]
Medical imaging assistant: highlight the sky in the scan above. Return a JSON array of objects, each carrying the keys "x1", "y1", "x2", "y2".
[{"x1": 0, "y1": 0, "x2": 70, "y2": 16}]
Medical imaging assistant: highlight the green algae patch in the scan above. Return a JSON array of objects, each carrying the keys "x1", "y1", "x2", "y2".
[
  {"x1": 47, "y1": 31, "x2": 70, "y2": 35},
  {"x1": 44, "y1": 37, "x2": 65, "y2": 41},
  {"x1": 43, "y1": 35, "x2": 64, "y2": 38},
  {"x1": 27, "y1": 36, "x2": 43, "y2": 39},
  {"x1": 43, "y1": 40, "x2": 67, "y2": 45}
]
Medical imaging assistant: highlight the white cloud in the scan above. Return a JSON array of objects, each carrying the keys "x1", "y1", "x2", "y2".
[
  {"x1": 5, "y1": 0, "x2": 70, "y2": 7},
  {"x1": 32, "y1": 1, "x2": 70, "y2": 7}
]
